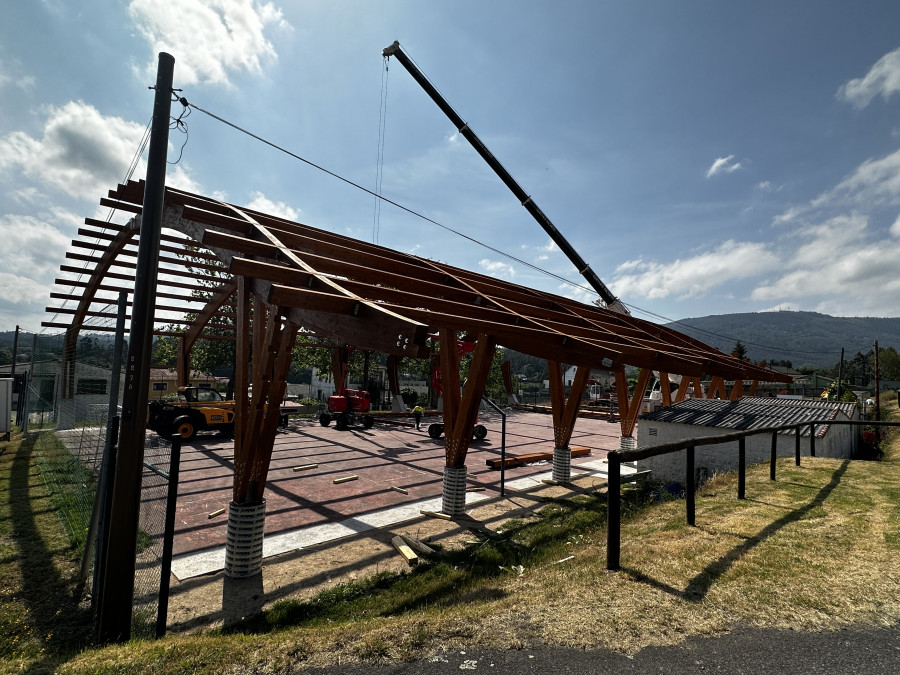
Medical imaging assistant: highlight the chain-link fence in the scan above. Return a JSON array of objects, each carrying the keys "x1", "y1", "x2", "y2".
[{"x1": 3, "y1": 327, "x2": 178, "y2": 638}]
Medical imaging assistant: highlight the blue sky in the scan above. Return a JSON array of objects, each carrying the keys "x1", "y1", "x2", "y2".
[{"x1": 3, "y1": 0, "x2": 900, "y2": 333}]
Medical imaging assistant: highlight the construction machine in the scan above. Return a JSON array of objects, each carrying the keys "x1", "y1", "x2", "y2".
[{"x1": 383, "y1": 40, "x2": 629, "y2": 315}]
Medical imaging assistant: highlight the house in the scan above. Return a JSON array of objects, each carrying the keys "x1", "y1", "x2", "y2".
[
  {"x1": 147, "y1": 367, "x2": 217, "y2": 399},
  {"x1": 636, "y1": 396, "x2": 859, "y2": 483}
]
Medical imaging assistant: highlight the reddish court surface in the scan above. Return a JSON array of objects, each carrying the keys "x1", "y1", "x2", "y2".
[{"x1": 158, "y1": 409, "x2": 624, "y2": 557}]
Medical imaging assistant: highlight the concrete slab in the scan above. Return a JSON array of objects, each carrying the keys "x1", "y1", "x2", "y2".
[{"x1": 162, "y1": 409, "x2": 626, "y2": 579}]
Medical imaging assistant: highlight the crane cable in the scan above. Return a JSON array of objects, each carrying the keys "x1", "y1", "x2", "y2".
[{"x1": 373, "y1": 56, "x2": 389, "y2": 244}]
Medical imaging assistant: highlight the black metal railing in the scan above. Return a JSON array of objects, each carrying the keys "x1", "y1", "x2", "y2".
[{"x1": 606, "y1": 419, "x2": 900, "y2": 570}]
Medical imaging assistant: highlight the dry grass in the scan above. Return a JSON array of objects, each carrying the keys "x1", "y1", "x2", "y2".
[{"x1": 4, "y1": 401, "x2": 900, "y2": 674}]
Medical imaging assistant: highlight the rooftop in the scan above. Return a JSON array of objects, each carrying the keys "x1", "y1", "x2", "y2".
[{"x1": 640, "y1": 396, "x2": 858, "y2": 436}]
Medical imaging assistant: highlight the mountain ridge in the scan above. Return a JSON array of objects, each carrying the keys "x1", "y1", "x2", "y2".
[{"x1": 665, "y1": 311, "x2": 900, "y2": 368}]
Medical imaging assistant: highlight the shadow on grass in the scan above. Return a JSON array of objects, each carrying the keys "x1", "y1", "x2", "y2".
[
  {"x1": 6, "y1": 434, "x2": 93, "y2": 663},
  {"x1": 623, "y1": 460, "x2": 851, "y2": 602},
  {"x1": 221, "y1": 492, "x2": 621, "y2": 635}
]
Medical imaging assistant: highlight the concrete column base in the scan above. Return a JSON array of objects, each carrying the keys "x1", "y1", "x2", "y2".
[
  {"x1": 225, "y1": 500, "x2": 266, "y2": 578},
  {"x1": 441, "y1": 465, "x2": 468, "y2": 516},
  {"x1": 552, "y1": 446, "x2": 572, "y2": 483}
]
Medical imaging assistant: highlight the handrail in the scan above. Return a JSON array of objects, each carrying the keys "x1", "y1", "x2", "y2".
[{"x1": 606, "y1": 418, "x2": 898, "y2": 570}]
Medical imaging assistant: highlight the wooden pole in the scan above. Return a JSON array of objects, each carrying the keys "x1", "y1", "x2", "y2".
[
  {"x1": 99, "y1": 52, "x2": 174, "y2": 644},
  {"x1": 874, "y1": 340, "x2": 881, "y2": 440}
]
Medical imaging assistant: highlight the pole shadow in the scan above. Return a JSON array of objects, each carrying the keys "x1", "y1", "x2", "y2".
[
  {"x1": 622, "y1": 460, "x2": 850, "y2": 603},
  {"x1": 6, "y1": 434, "x2": 93, "y2": 662}
]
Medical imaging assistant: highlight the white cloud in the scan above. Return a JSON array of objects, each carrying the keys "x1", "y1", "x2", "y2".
[
  {"x1": 245, "y1": 190, "x2": 300, "y2": 220},
  {"x1": 774, "y1": 146, "x2": 900, "y2": 226},
  {"x1": 168, "y1": 166, "x2": 203, "y2": 194},
  {"x1": 128, "y1": 0, "x2": 290, "y2": 87},
  {"x1": 0, "y1": 100, "x2": 203, "y2": 204},
  {"x1": 611, "y1": 240, "x2": 778, "y2": 300},
  {"x1": 0, "y1": 59, "x2": 36, "y2": 92},
  {"x1": 539, "y1": 238, "x2": 558, "y2": 252},
  {"x1": 0, "y1": 101, "x2": 147, "y2": 200},
  {"x1": 751, "y1": 214, "x2": 899, "y2": 303},
  {"x1": 814, "y1": 146, "x2": 900, "y2": 208},
  {"x1": 837, "y1": 45, "x2": 900, "y2": 109},
  {"x1": 0, "y1": 214, "x2": 72, "y2": 277},
  {"x1": 0, "y1": 273, "x2": 50, "y2": 305},
  {"x1": 757, "y1": 181, "x2": 782, "y2": 193},
  {"x1": 706, "y1": 154, "x2": 742, "y2": 178},
  {"x1": 479, "y1": 258, "x2": 516, "y2": 279}
]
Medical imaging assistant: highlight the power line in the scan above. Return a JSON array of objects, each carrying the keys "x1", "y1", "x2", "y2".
[
  {"x1": 182, "y1": 96, "x2": 594, "y2": 292},
  {"x1": 180, "y1": 96, "x2": 855, "y2": 360}
]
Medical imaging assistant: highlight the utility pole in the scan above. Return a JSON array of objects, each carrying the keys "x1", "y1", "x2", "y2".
[
  {"x1": 98, "y1": 52, "x2": 174, "y2": 643},
  {"x1": 874, "y1": 340, "x2": 881, "y2": 431},
  {"x1": 10, "y1": 325, "x2": 19, "y2": 377},
  {"x1": 836, "y1": 347, "x2": 844, "y2": 402},
  {"x1": 10, "y1": 325, "x2": 20, "y2": 427}
]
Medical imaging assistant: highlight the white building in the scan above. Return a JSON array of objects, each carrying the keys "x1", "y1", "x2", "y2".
[{"x1": 636, "y1": 397, "x2": 859, "y2": 484}]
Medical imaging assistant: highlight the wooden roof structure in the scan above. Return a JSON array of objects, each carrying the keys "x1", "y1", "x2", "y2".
[
  {"x1": 46, "y1": 179, "x2": 788, "y2": 386},
  {"x1": 45, "y1": 179, "x2": 791, "y2": 506}
]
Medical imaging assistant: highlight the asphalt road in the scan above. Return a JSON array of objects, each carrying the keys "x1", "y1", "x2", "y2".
[{"x1": 300, "y1": 623, "x2": 900, "y2": 674}]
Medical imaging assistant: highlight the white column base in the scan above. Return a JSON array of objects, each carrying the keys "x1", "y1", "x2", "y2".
[
  {"x1": 441, "y1": 465, "x2": 468, "y2": 516},
  {"x1": 225, "y1": 500, "x2": 266, "y2": 578},
  {"x1": 552, "y1": 446, "x2": 572, "y2": 483}
]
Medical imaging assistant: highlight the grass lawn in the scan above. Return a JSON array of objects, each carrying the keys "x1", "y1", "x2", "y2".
[{"x1": 2, "y1": 402, "x2": 900, "y2": 674}]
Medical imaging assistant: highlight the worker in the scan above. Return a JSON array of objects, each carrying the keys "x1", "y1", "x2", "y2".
[{"x1": 412, "y1": 404, "x2": 424, "y2": 430}]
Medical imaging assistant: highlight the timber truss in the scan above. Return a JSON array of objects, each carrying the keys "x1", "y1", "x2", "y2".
[{"x1": 45, "y1": 180, "x2": 791, "y2": 502}]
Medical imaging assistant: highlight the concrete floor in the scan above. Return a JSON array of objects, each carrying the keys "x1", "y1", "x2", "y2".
[{"x1": 159, "y1": 409, "x2": 625, "y2": 577}]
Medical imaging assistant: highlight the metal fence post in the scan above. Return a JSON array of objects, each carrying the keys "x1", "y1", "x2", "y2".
[
  {"x1": 795, "y1": 425, "x2": 801, "y2": 466},
  {"x1": 809, "y1": 422, "x2": 816, "y2": 457},
  {"x1": 737, "y1": 437, "x2": 746, "y2": 500},
  {"x1": 685, "y1": 445, "x2": 695, "y2": 526},
  {"x1": 156, "y1": 438, "x2": 181, "y2": 638},
  {"x1": 770, "y1": 430, "x2": 777, "y2": 481},
  {"x1": 606, "y1": 451, "x2": 621, "y2": 570}
]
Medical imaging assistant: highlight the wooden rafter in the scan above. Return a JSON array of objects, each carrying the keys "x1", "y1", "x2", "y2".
[
  {"x1": 42, "y1": 179, "x2": 801, "y2": 509},
  {"x1": 620, "y1": 367, "x2": 653, "y2": 439},
  {"x1": 548, "y1": 361, "x2": 591, "y2": 449},
  {"x1": 440, "y1": 329, "x2": 496, "y2": 468}
]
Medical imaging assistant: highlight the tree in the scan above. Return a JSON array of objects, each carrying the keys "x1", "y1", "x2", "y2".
[
  {"x1": 878, "y1": 346, "x2": 900, "y2": 379},
  {"x1": 731, "y1": 340, "x2": 748, "y2": 360}
]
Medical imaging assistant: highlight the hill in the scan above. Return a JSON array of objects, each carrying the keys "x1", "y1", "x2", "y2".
[{"x1": 666, "y1": 311, "x2": 900, "y2": 368}]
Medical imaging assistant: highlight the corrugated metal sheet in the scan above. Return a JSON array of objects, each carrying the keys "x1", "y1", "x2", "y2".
[{"x1": 640, "y1": 396, "x2": 857, "y2": 436}]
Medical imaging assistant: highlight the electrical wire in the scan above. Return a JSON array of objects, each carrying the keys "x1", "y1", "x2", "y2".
[
  {"x1": 182, "y1": 96, "x2": 590, "y2": 288},
  {"x1": 180, "y1": 96, "x2": 863, "y2": 361}
]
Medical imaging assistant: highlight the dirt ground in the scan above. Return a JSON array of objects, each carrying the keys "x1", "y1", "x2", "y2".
[
  {"x1": 159, "y1": 409, "x2": 622, "y2": 633},
  {"x1": 165, "y1": 472, "x2": 604, "y2": 633}
]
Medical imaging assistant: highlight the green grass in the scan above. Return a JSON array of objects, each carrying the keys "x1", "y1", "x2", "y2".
[
  {"x1": 33, "y1": 433, "x2": 96, "y2": 556},
  {"x1": 0, "y1": 432, "x2": 94, "y2": 673}
]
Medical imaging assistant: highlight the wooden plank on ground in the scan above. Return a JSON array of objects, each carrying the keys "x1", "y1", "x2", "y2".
[
  {"x1": 400, "y1": 534, "x2": 437, "y2": 556},
  {"x1": 486, "y1": 446, "x2": 592, "y2": 470},
  {"x1": 391, "y1": 535, "x2": 418, "y2": 565}
]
